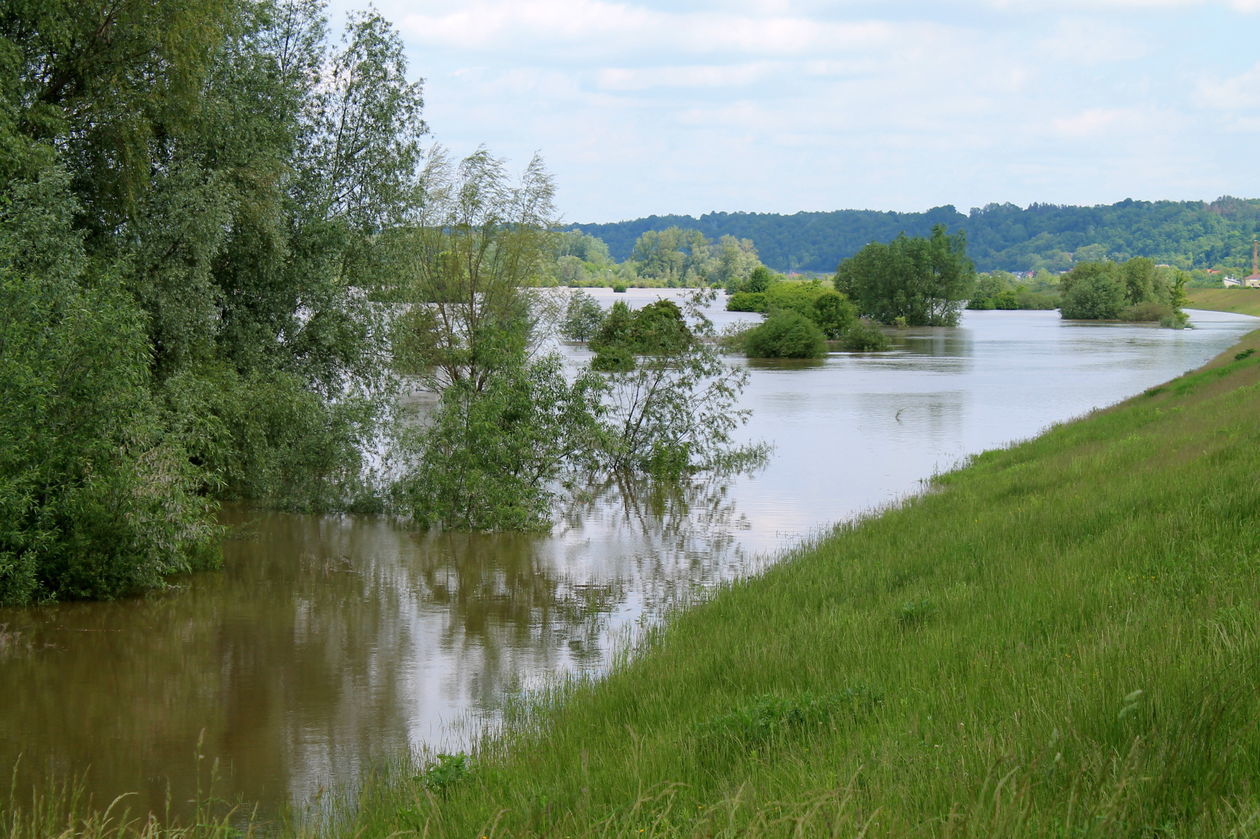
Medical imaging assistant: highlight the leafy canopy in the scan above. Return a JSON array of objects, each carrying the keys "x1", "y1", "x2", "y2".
[{"x1": 833, "y1": 225, "x2": 976, "y2": 327}]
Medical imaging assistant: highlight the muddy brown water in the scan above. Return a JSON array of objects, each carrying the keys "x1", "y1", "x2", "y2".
[{"x1": 1, "y1": 298, "x2": 1254, "y2": 823}]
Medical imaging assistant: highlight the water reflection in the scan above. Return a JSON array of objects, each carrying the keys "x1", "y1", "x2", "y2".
[
  {"x1": 1, "y1": 304, "x2": 1256, "y2": 822},
  {"x1": 0, "y1": 474, "x2": 755, "y2": 820}
]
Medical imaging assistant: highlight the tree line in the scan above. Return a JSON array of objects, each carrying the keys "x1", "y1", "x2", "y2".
[{"x1": 569, "y1": 198, "x2": 1260, "y2": 274}]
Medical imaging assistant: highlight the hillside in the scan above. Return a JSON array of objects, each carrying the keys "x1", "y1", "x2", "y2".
[{"x1": 570, "y1": 197, "x2": 1260, "y2": 274}]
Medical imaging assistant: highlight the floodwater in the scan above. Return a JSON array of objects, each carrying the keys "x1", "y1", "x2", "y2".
[{"x1": 0, "y1": 295, "x2": 1254, "y2": 822}]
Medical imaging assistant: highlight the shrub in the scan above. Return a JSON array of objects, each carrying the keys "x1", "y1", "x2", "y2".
[
  {"x1": 612, "y1": 283, "x2": 627, "y2": 293},
  {"x1": 726, "y1": 291, "x2": 767, "y2": 312},
  {"x1": 810, "y1": 290, "x2": 857, "y2": 338},
  {"x1": 744, "y1": 311, "x2": 827, "y2": 359},
  {"x1": 839, "y1": 318, "x2": 890, "y2": 351},
  {"x1": 591, "y1": 345, "x2": 635, "y2": 371},
  {"x1": 417, "y1": 753, "x2": 472, "y2": 796},
  {"x1": 1161, "y1": 310, "x2": 1191, "y2": 329},
  {"x1": 560, "y1": 289, "x2": 604, "y2": 341}
]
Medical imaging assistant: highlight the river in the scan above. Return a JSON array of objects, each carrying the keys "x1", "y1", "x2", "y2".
[{"x1": 0, "y1": 295, "x2": 1253, "y2": 823}]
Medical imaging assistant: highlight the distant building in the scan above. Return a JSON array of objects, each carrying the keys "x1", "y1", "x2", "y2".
[{"x1": 1224, "y1": 277, "x2": 1241, "y2": 288}]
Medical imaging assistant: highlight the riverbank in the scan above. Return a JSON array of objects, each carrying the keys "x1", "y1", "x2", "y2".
[
  {"x1": 1187, "y1": 287, "x2": 1260, "y2": 317},
  {"x1": 319, "y1": 327, "x2": 1260, "y2": 838},
  {"x1": 7, "y1": 327, "x2": 1260, "y2": 839}
]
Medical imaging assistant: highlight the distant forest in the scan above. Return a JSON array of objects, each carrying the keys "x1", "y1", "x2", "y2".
[{"x1": 569, "y1": 198, "x2": 1260, "y2": 274}]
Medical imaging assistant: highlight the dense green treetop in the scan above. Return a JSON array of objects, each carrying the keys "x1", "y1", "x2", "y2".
[
  {"x1": 1058, "y1": 257, "x2": 1186, "y2": 325},
  {"x1": 834, "y1": 225, "x2": 975, "y2": 326}
]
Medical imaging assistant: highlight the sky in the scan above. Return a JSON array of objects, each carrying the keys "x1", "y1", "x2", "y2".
[{"x1": 326, "y1": 0, "x2": 1260, "y2": 224}]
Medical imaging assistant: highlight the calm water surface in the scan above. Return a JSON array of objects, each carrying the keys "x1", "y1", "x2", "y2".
[{"x1": 0, "y1": 297, "x2": 1254, "y2": 820}]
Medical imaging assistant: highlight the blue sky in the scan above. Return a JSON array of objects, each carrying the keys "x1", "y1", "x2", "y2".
[{"x1": 328, "y1": 0, "x2": 1259, "y2": 223}]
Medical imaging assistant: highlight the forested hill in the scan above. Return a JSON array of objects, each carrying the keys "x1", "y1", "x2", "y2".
[{"x1": 569, "y1": 197, "x2": 1260, "y2": 274}]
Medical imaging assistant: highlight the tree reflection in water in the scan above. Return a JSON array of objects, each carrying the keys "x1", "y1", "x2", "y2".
[{"x1": 0, "y1": 470, "x2": 763, "y2": 823}]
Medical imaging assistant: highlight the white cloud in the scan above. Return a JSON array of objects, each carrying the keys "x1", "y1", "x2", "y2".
[
  {"x1": 1036, "y1": 18, "x2": 1151, "y2": 64},
  {"x1": 1196, "y1": 61, "x2": 1260, "y2": 110},
  {"x1": 596, "y1": 62, "x2": 779, "y2": 91},
  {"x1": 395, "y1": 0, "x2": 903, "y2": 60},
  {"x1": 1050, "y1": 105, "x2": 1182, "y2": 140},
  {"x1": 327, "y1": 0, "x2": 1260, "y2": 220},
  {"x1": 989, "y1": 0, "x2": 1209, "y2": 8}
]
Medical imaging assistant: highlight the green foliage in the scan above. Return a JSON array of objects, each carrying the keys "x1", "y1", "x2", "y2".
[
  {"x1": 834, "y1": 225, "x2": 975, "y2": 326},
  {"x1": 712, "y1": 234, "x2": 760, "y2": 290},
  {"x1": 394, "y1": 356, "x2": 602, "y2": 532},
  {"x1": 763, "y1": 280, "x2": 855, "y2": 338},
  {"x1": 743, "y1": 311, "x2": 827, "y2": 359},
  {"x1": 968, "y1": 270, "x2": 1059, "y2": 310},
  {"x1": 838, "y1": 317, "x2": 891, "y2": 351},
  {"x1": 560, "y1": 289, "x2": 604, "y2": 341},
  {"x1": 626, "y1": 226, "x2": 762, "y2": 288},
  {"x1": 699, "y1": 689, "x2": 881, "y2": 755},
  {"x1": 591, "y1": 298, "x2": 692, "y2": 360},
  {"x1": 594, "y1": 292, "x2": 762, "y2": 479},
  {"x1": 392, "y1": 147, "x2": 553, "y2": 392},
  {"x1": 628, "y1": 299, "x2": 693, "y2": 354},
  {"x1": 743, "y1": 265, "x2": 778, "y2": 293},
  {"x1": 590, "y1": 300, "x2": 636, "y2": 355},
  {"x1": 570, "y1": 197, "x2": 1260, "y2": 275},
  {"x1": 416, "y1": 753, "x2": 472, "y2": 796},
  {"x1": 1119, "y1": 301, "x2": 1173, "y2": 322},
  {"x1": 589, "y1": 344, "x2": 636, "y2": 372},
  {"x1": 0, "y1": 169, "x2": 218, "y2": 605},
  {"x1": 1059, "y1": 256, "x2": 1181, "y2": 323},
  {"x1": 550, "y1": 230, "x2": 621, "y2": 286},
  {"x1": 0, "y1": 0, "x2": 433, "y2": 599},
  {"x1": 725, "y1": 291, "x2": 767, "y2": 312},
  {"x1": 1160, "y1": 311, "x2": 1191, "y2": 329},
  {"x1": 1060, "y1": 262, "x2": 1126, "y2": 319}
]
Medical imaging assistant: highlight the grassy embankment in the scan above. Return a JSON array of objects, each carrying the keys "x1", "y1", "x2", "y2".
[
  {"x1": 1187, "y1": 288, "x2": 1260, "y2": 317},
  {"x1": 319, "y1": 329, "x2": 1260, "y2": 837},
  {"x1": 8, "y1": 329, "x2": 1260, "y2": 839}
]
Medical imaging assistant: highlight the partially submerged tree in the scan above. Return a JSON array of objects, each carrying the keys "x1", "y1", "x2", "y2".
[
  {"x1": 0, "y1": 0, "x2": 428, "y2": 602},
  {"x1": 392, "y1": 149, "x2": 610, "y2": 530},
  {"x1": 392, "y1": 147, "x2": 555, "y2": 392},
  {"x1": 744, "y1": 311, "x2": 827, "y2": 359},
  {"x1": 593, "y1": 292, "x2": 764, "y2": 479},
  {"x1": 834, "y1": 225, "x2": 975, "y2": 326},
  {"x1": 1059, "y1": 257, "x2": 1183, "y2": 324},
  {"x1": 0, "y1": 170, "x2": 218, "y2": 604},
  {"x1": 560, "y1": 289, "x2": 605, "y2": 341},
  {"x1": 396, "y1": 356, "x2": 604, "y2": 531}
]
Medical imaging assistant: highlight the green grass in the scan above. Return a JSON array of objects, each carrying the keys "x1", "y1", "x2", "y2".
[
  {"x1": 325, "y1": 329, "x2": 1260, "y2": 838},
  {"x1": 12, "y1": 332, "x2": 1260, "y2": 838},
  {"x1": 1187, "y1": 288, "x2": 1260, "y2": 317},
  {"x1": 1, "y1": 752, "x2": 266, "y2": 839}
]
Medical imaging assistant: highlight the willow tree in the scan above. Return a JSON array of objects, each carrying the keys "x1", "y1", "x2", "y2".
[
  {"x1": 391, "y1": 148, "x2": 605, "y2": 530},
  {"x1": 0, "y1": 0, "x2": 429, "y2": 602}
]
